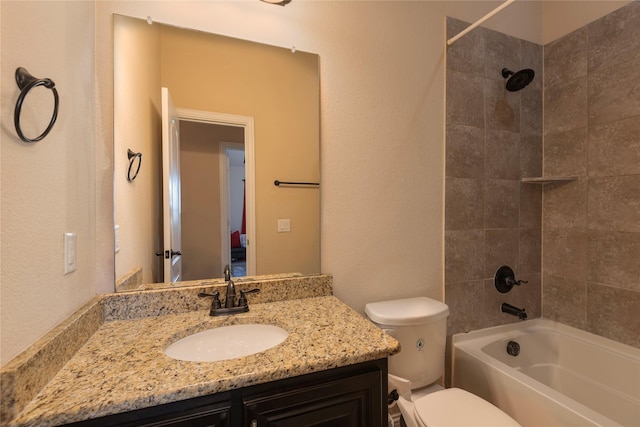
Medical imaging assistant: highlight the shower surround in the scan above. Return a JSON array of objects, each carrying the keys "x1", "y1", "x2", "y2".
[
  {"x1": 445, "y1": 0, "x2": 640, "y2": 358},
  {"x1": 444, "y1": 17, "x2": 543, "y2": 338},
  {"x1": 542, "y1": 1, "x2": 640, "y2": 348}
]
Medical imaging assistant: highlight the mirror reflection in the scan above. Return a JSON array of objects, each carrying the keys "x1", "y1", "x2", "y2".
[{"x1": 114, "y1": 15, "x2": 320, "y2": 291}]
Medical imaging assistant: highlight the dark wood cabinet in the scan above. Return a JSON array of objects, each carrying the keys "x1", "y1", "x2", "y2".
[
  {"x1": 66, "y1": 359, "x2": 387, "y2": 427},
  {"x1": 243, "y1": 371, "x2": 382, "y2": 427},
  {"x1": 134, "y1": 403, "x2": 231, "y2": 427},
  {"x1": 67, "y1": 393, "x2": 233, "y2": 427}
]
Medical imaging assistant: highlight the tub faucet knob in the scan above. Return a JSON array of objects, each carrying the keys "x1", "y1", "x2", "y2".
[
  {"x1": 495, "y1": 266, "x2": 527, "y2": 293},
  {"x1": 238, "y1": 288, "x2": 260, "y2": 307},
  {"x1": 198, "y1": 291, "x2": 222, "y2": 314}
]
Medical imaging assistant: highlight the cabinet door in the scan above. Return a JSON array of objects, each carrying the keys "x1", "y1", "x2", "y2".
[
  {"x1": 243, "y1": 371, "x2": 383, "y2": 427},
  {"x1": 65, "y1": 397, "x2": 232, "y2": 427},
  {"x1": 135, "y1": 404, "x2": 230, "y2": 427}
]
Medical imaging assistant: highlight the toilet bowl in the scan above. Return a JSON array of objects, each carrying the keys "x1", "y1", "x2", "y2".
[{"x1": 365, "y1": 297, "x2": 521, "y2": 427}]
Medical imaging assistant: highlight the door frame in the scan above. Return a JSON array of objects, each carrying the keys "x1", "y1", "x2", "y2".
[
  {"x1": 161, "y1": 88, "x2": 182, "y2": 283},
  {"x1": 177, "y1": 108, "x2": 256, "y2": 276},
  {"x1": 219, "y1": 142, "x2": 245, "y2": 272}
]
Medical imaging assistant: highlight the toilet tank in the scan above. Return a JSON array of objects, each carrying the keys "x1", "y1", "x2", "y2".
[{"x1": 365, "y1": 297, "x2": 449, "y2": 389}]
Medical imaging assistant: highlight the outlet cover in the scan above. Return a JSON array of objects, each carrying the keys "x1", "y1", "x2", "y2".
[{"x1": 277, "y1": 219, "x2": 291, "y2": 232}]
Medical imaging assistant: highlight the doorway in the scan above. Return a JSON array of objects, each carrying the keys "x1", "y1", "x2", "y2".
[{"x1": 177, "y1": 109, "x2": 255, "y2": 280}]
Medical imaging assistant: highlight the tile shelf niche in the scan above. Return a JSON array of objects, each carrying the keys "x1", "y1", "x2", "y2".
[{"x1": 521, "y1": 176, "x2": 578, "y2": 184}]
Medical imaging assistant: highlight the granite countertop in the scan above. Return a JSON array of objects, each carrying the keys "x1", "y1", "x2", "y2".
[{"x1": 9, "y1": 295, "x2": 399, "y2": 426}]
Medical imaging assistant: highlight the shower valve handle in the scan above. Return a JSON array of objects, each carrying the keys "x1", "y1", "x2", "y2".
[{"x1": 495, "y1": 266, "x2": 527, "y2": 293}]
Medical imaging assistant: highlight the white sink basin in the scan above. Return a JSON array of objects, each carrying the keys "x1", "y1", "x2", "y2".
[{"x1": 164, "y1": 324, "x2": 289, "y2": 362}]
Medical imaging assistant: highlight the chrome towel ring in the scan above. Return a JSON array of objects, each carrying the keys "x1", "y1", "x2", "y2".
[{"x1": 14, "y1": 67, "x2": 59, "y2": 143}]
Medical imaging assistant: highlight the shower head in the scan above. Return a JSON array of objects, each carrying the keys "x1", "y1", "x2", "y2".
[{"x1": 501, "y1": 68, "x2": 535, "y2": 92}]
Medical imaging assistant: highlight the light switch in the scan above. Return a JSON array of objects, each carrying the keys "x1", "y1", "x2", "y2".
[
  {"x1": 277, "y1": 219, "x2": 291, "y2": 232},
  {"x1": 114, "y1": 225, "x2": 120, "y2": 253},
  {"x1": 64, "y1": 232, "x2": 77, "y2": 274}
]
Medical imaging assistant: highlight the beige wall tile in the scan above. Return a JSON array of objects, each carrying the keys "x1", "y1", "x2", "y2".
[
  {"x1": 484, "y1": 179, "x2": 520, "y2": 228},
  {"x1": 588, "y1": 56, "x2": 640, "y2": 125},
  {"x1": 543, "y1": 227, "x2": 588, "y2": 281},
  {"x1": 520, "y1": 183, "x2": 542, "y2": 229},
  {"x1": 588, "y1": 230, "x2": 640, "y2": 292},
  {"x1": 517, "y1": 273, "x2": 542, "y2": 319},
  {"x1": 445, "y1": 280, "x2": 485, "y2": 334},
  {"x1": 544, "y1": 27, "x2": 587, "y2": 88},
  {"x1": 486, "y1": 130, "x2": 520, "y2": 180},
  {"x1": 446, "y1": 124, "x2": 484, "y2": 179},
  {"x1": 485, "y1": 229, "x2": 519, "y2": 279},
  {"x1": 519, "y1": 228, "x2": 541, "y2": 274},
  {"x1": 446, "y1": 17, "x2": 484, "y2": 76},
  {"x1": 544, "y1": 78, "x2": 588, "y2": 134},
  {"x1": 543, "y1": 128, "x2": 588, "y2": 177},
  {"x1": 541, "y1": 2, "x2": 640, "y2": 349},
  {"x1": 447, "y1": 70, "x2": 485, "y2": 127},
  {"x1": 587, "y1": 1, "x2": 640, "y2": 73},
  {"x1": 588, "y1": 116, "x2": 640, "y2": 177},
  {"x1": 483, "y1": 278, "x2": 515, "y2": 326},
  {"x1": 484, "y1": 29, "x2": 520, "y2": 80},
  {"x1": 543, "y1": 179, "x2": 588, "y2": 229},
  {"x1": 485, "y1": 78, "x2": 520, "y2": 132},
  {"x1": 588, "y1": 175, "x2": 640, "y2": 232},
  {"x1": 521, "y1": 87, "x2": 542, "y2": 136},
  {"x1": 587, "y1": 283, "x2": 640, "y2": 347},
  {"x1": 445, "y1": 177, "x2": 484, "y2": 230},
  {"x1": 543, "y1": 274, "x2": 587, "y2": 329},
  {"x1": 445, "y1": 230, "x2": 484, "y2": 284},
  {"x1": 520, "y1": 134, "x2": 542, "y2": 178},
  {"x1": 521, "y1": 41, "x2": 543, "y2": 91}
]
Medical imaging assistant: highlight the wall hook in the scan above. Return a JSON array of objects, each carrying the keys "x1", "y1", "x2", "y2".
[
  {"x1": 14, "y1": 67, "x2": 59, "y2": 143},
  {"x1": 494, "y1": 265, "x2": 528, "y2": 293},
  {"x1": 127, "y1": 149, "x2": 142, "y2": 182}
]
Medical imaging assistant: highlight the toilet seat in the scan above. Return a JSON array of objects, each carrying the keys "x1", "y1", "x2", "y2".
[{"x1": 413, "y1": 388, "x2": 521, "y2": 427}]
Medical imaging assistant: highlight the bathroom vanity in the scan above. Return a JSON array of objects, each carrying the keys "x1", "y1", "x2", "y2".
[
  {"x1": 1, "y1": 275, "x2": 399, "y2": 427},
  {"x1": 68, "y1": 359, "x2": 386, "y2": 426}
]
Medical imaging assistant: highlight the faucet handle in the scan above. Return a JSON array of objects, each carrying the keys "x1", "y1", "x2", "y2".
[
  {"x1": 198, "y1": 291, "x2": 222, "y2": 309},
  {"x1": 238, "y1": 288, "x2": 260, "y2": 307}
]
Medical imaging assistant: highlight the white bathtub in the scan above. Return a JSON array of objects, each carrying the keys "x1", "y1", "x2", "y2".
[{"x1": 452, "y1": 319, "x2": 640, "y2": 427}]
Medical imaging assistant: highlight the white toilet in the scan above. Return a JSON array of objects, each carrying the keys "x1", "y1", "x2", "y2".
[{"x1": 365, "y1": 297, "x2": 521, "y2": 427}]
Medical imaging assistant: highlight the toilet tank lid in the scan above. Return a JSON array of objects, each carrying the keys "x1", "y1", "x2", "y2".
[{"x1": 365, "y1": 297, "x2": 449, "y2": 326}]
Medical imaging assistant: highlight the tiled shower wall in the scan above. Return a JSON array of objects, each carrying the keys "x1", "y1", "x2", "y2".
[
  {"x1": 542, "y1": 1, "x2": 640, "y2": 348},
  {"x1": 444, "y1": 18, "x2": 543, "y2": 339},
  {"x1": 445, "y1": 1, "x2": 640, "y2": 354}
]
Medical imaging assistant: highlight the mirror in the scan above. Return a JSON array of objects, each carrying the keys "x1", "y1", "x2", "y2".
[{"x1": 114, "y1": 15, "x2": 320, "y2": 291}]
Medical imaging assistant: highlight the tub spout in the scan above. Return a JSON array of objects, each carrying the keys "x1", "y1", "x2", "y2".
[{"x1": 501, "y1": 303, "x2": 527, "y2": 320}]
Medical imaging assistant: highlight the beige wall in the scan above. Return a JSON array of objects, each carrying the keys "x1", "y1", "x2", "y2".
[
  {"x1": 114, "y1": 15, "x2": 162, "y2": 285},
  {"x1": 159, "y1": 25, "x2": 321, "y2": 276},
  {"x1": 1, "y1": 0, "x2": 630, "y2": 366},
  {"x1": 1, "y1": 1, "x2": 96, "y2": 365},
  {"x1": 94, "y1": 1, "x2": 549, "y2": 317}
]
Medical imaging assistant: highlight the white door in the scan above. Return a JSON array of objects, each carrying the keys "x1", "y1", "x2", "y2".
[{"x1": 161, "y1": 87, "x2": 182, "y2": 283}]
